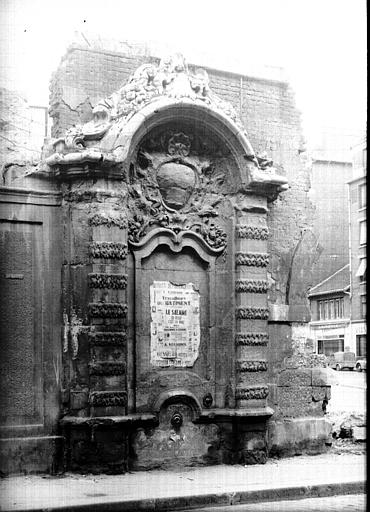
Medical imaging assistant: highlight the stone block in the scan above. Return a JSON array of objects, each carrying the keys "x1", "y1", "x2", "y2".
[
  {"x1": 268, "y1": 304, "x2": 289, "y2": 322},
  {"x1": 268, "y1": 417, "x2": 332, "y2": 456},
  {"x1": 70, "y1": 389, "x2": 89, "y2": 410},
  {"x1": 353, "y1": 426, "x2": 366, "y2": 442},
  {"x1": 312, "y1": 385, "x2": 331, "y2": 402},
  {"x1": 278, "y1": 368, "x2": 312, "y2": 387},
  {"x1": 312, "y1": 367, "x2": 330, "y2": 386},
  {"x1": 277, "y1": 385, "x2": 313, "y2": 416},
  {"x1": 0, "y1": 436, "x2": 64, "y2": 475},
  {"x1": 288, "y1": 304, "x2": 311, "y2": 322},
  {"x1": 68, "y1": 425, "x2": 128, "y2": 473}
]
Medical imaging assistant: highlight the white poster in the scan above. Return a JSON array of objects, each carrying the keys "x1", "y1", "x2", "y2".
[{"x1": 150, "y1": 281, "x2": 200, "y2": 367}]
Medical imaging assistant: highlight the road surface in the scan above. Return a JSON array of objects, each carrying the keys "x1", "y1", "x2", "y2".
[{"x1": 326, "y1": 369, "x2": 366, "y2": 414}]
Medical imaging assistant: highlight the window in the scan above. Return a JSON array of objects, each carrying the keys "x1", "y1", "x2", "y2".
[
  {"x1": 360, "y1": 295, "x2": 366, "y2": 319},
  {"x1": 318, "y1": 339, "x2": 344, "y2": 355},
  {"x1": 359, "y1": 184, "x2": 366, "y2": 208},
  {"x1": 317, "y1": 297, "x2": 344, "y2": 320},
  {"x1": 356, "y1": 334, "x2": 366, "y2": 357},
  {"x1": 356, "y1": 335, "x2": 367, "y2": 357},
  {"x1": 359, "y1": 220, "x2": 366, "y2": 245},
  {"x1": 356, "y1": 258, "x2": 367, "y2": 280}
]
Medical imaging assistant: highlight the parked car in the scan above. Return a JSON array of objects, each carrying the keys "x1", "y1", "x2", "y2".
[
  {"x1": 327, "y1": 351, "x2": 356, "y2": 371},
  {"x1": 355, "y1": 357, "x2": 367, "y2": 372}
]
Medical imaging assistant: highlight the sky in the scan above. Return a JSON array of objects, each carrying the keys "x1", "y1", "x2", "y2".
[{"x1": 0, "y1": 0, "x2": 367, "y2": 145}]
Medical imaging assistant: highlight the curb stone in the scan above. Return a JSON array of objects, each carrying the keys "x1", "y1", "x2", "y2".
[{"x1": 5, "y1": 481, "x2": 365, "y2": 512}]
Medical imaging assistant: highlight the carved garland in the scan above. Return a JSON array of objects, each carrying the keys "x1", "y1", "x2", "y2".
[
  {"x1": 89, "y1": 362, "x2": 126, "y2": 376},
  {"x1": 236, "y1": 307, "x2": 269, "y2": 320},
  {"x1": 90, "y1": 242, "x2": 127, "y2": 259},
  {"x1": 236, "y1": 360, "x2": 268, "y2": 372},
  {"x1": 89, "y1": 391, "x2": 127, "y2": 407},
  {"x1": 89, "y1": 213, "x2": 127, "y2": 229},
  {"x1": 236, "y1": 252, "x2": 269, "y2": 267},
  {"x1": 88, "y1": 303, "x2": 128, "y2": 318},
  {"x1": 88, "y1": 332, "x2": 127, "y2": 346},
  {"x1": 235, "y1": 280, "x2": 268, "y2": 293},
  {"x1": 236, "y1": 225, "x2": 269, "y2": 240},
  {"x1": 235, "y1": 332, "x2": 269, "y2": 346},
  {"x1": 236, "y1": 386, "x2": 269, "y2": 400},
  {"x1": 88, "y1": 273, "x2": 127, "y2": 289}
]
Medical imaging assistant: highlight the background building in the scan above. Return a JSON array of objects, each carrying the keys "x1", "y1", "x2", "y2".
[
  {"x1": 348, "y1": 138, "x2": 367, "y2": 357},
  {"x1": 309, "y1": 128, "x2": 358, "y2": 284},
  {"x1": 308, "y1": 265, "x2": 350, "y2": 354},
  {"x1": 309, "y1": 137, "x2": 367, "y2": 358}
]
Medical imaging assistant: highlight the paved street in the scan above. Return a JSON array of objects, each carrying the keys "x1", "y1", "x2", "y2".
[
  {"x1": 326, "y1": 369, "x2": 366, "y2": 414},
  {"x1": 189, "y1": 494, "x2": 366, "y2": 511}
]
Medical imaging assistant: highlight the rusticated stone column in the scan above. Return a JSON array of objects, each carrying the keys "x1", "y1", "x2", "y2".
[
  {"x1": 234, "y1": 204, "x2": 270, "y2": 410},
  {"x1": 87, "y1": 208, "x2": 128, "y2": 417},
  {"x1": 61, "y1": 181, "x2": 129, "y2": 419}
]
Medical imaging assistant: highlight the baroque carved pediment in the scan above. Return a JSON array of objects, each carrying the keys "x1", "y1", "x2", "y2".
[
  {"x1": 43, "y1": 53, "x2": 288, "y2": 199},
  {"x1": 48, "y1": 54, "x2": 241, "y2": 156}
]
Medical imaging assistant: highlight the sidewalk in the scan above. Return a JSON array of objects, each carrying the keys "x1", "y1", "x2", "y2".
[{"x1": 0, "y1": 452, "x2": 365, "y2": 512}]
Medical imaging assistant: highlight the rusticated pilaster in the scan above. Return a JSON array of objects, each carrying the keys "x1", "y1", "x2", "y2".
[
  {"x1": 235, "y1": 252, "x2": 269, "y2": 267},
  {"x1": 88, "y1": 332, "x2": 127, "y2": 346},
  {"x1": 236, "y1": 360, "x2": 268, "y2": 372},
  {"x1": 89, "y1": 242, "x2": 127, "y2": 259},
  {"x1": 236, "y1": 307, "x2": 269, "y2": 320},
  {"x1": 235, "y1": 279, "x2": 268, "y2": 293},
  {"x1": 88, "y1": 273, "x2": 127, "y2": 289},
  {"x1": 89, "y1": 213, "x2": 127, "y2": 229},
  {"x1": 89, "y1": 390, "x2": 127, "y2": 406},
  {"x1": 87, "y1": 205, "x2": 129, "y2": 415},
  {"x1": 235, "y1": 332, "x2": 269, "y2": 346},
  {"x1": 235, "y1": 386, "x2": 269, "y2": 400},
  {"x1": 89, "y1": 362, "x2": 126, "y2": 376},
  {"x1": 88, "y1": 302, "x2": 127, "y2": 318},
  {"x1": 236, "y1": 225, "x2": 269, "y2": 240},
  {"x1": 234, "y1": 213, "x2": 269, "y2": 409}
]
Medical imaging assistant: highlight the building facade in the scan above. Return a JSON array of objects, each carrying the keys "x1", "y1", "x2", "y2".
[
  {"x1": 0, "y1": 46, "x2": 331, "y2": 474},
  {"x1": 308, "y1": 265, "x2": 351, "y2": 354},
  {"x1": 348, "y1": 139, "x2": 367, "y2": 357},
  {"x1": 309, "y1": 139, "x2": 367, "y2": 358}
]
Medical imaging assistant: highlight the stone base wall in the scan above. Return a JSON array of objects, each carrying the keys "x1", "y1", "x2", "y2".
[{"x1": 61, "y1": 418, "x2": 269, "y2": 473}]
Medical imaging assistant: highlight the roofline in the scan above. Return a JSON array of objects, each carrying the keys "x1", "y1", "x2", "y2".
[
  {"x1": 308, "y1": 264, "x2": 350, "y2": 294},
  {"x1": 347, "y1": 174, "x2": 367, "y2": 185},
  {"x1": 308, "y1": 287, "x2": 350, "y2": 298},
  {"x1": 312, "y1": 158, "x2": 352, "y2": 165}
]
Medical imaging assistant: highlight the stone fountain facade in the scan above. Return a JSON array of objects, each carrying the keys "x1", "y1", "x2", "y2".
[{"x1": 0, "y1": 49, "x2": 331, "y2": 474}]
